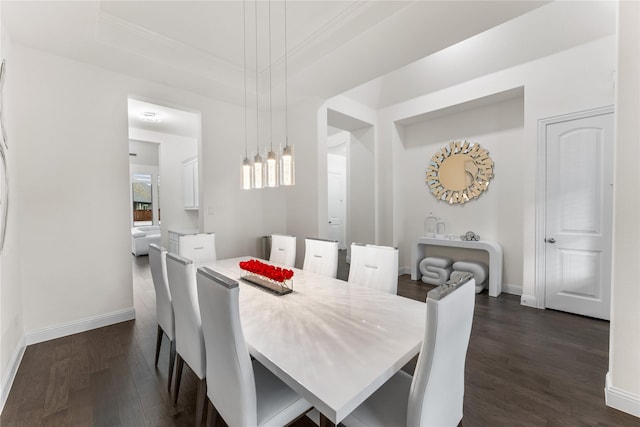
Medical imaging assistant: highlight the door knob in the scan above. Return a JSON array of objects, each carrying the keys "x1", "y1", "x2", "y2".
[{"x1": 545, "y1": 237, "x2": 556, "y2": 243}]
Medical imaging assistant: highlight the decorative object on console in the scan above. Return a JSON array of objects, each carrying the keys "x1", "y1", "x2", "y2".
[
  {"x1": 460, "y1": 231, "x2": 480, "y2": 241},
  {"x1": 435, "y1": 218, "x2": 447, "y2": 238},
  {"x1": 239, "y1": 259, "x2": 294, "y2": 295},
  {"x1": 423, "y1": 213, "x2": 438, "y2": 237},
  {"x1": 419, "y1": 256, "x2": 453, "y2": 286},
  {"x1": 450, "y1": 260, "x2": 489, "y2": 294},
  {"x1": 425, "y1": 141, "x2": 494, "y2": 204}
]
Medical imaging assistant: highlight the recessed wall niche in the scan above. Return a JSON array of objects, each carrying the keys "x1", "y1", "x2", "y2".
[{"x1": 398, "y1": 87, "x2": 524, "y2": 291}]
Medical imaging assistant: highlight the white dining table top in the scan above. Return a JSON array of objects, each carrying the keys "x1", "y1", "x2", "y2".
[{"x1": 201, "y1": 257, "x2": 426, "y2": 424}]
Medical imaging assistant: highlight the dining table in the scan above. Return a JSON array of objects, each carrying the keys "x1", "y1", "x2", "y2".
[{"x1": 201, "y1": 256, "x2": 427, "y2": 426}]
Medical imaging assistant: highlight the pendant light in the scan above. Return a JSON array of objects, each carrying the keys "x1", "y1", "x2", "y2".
[
  {"x1": 280, "y1": 0, "x2": 295, "y2": 186},
  {"x1": 252, "y1": 0, "x2": 264, "y2": 189},
  {"x1": 241, "y1": 0, "x2": 252, "y2": 190},
  {"x1": 265, "y1": 0, "x2": 279, "y2": 187}
]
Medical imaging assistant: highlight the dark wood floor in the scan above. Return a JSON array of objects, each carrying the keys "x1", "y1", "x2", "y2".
[{"x1": 2, "y1": 255, "x2": 638, "y2": 427}]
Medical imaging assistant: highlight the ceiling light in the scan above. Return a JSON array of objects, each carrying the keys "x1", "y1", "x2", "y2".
[
  {"x1": 241, "y1": 0, "x2": 252, "y2": 190},
  {"x1": 265, "y1": 0, "x2": 279, "y2": 188},
  {"x1": 252, "y1": 0, "x2": 264, "y2": 189},
  {"x1": 280, "y1": 0, "x2": 295, "y2": 186},
  {"x1": 141, "y1": 112, "x2": 160, "y2": 123}
]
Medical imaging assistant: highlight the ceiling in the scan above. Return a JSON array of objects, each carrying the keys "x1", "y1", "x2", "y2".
[
  {"x1": 128, "y1": 98, "x2": 201, "y2": 138},
  {"x1": 3, "y1": 1, "x2": 548, "y2": 107}
]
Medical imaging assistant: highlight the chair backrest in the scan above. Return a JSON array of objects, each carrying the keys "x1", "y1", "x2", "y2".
[
  {"x1": 166, "y1": 252, "x2": 205, "y2": 379},
  {"x1": 347, "y1": 243, "x2": 399, "y2": 294},
  {"x1": 196, "y1": 267, "x2": 258, "y2": 427},
  {"x1": 179, "y1": 233, "x2": 217, "y2": 266},
  {"x1": 302, "y1": 238, "x2": 339, "y2": 278},
  {"x1": 407, "y1": 274, "x2": 476, "y2": 427},
  {"x1": 149, "y1": 244, "x2": 174, "y2": 340},
  {"x1": 269, "y1": 234, "x2": 296, "y2": 267}
]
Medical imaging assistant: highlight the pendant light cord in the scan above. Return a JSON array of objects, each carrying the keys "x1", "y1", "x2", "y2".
[
  {"x1": 284, "y1": 0, "x2": 288, "y2": 147},
  {"x1": 268, "y1": 0, "x2": 273, "y2": 151},
  {"x1": 243, "y1": 0, "x2": 248, "y2": 159},
  {"x1": 255, "y1": 0, "x2": 259, "y2": 156}
]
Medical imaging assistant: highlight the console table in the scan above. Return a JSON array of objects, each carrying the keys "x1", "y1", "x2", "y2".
[{"x1": 411, "y1": 237, "x2": 503, "y2": 297}]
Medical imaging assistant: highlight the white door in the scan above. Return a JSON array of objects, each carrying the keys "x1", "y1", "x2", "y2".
[
  {"x1": 544, "y1": 111, "x2": 614, "y2": 320},
  {"x1": 328, "y1": 172, "x2": 345, "y2": 249}
]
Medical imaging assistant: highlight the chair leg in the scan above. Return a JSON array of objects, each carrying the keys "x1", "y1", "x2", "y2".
[
  {"x1": 174, "y1": 354, "x2": 185, "y2": 405},
  {"x1": 155, "y1": 324, "x2": 163, "y2": 367},
  {"x1": 167, "y1": 339, "x2": 176, "y2": 392},
  {"x1": 194, "y1": 378, "x2": 207, "y2": 427}
]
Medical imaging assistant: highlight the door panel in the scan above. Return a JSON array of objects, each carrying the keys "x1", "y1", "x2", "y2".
[{"x1": 545, "y1": 112, "x2": 613, "y2": 320}]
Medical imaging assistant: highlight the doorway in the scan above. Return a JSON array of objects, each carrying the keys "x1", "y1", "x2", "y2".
[
  {"x1": 537, "y1": 107, "x2": 614, "y2": 320},
  {"x1": 326, "y1": 109, "x2": 375, "y2": 260},
  {"x1": 127, "y1": 98, "x2": 201, "y2": 237}
]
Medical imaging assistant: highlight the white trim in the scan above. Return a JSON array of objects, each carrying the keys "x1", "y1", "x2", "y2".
[
  {"x1": 605, "y1": 372, "x2": 640, "y2": 417},
  {"x1": 520, "y1": 294, "x2": 538, "y2": 308},
  {"x1": 25, "y1": 307, "x2": 136, "y2": 345},
  {"x1": 0, "y1": 335, "x2": 26, "y2": 413},
  {"x1": 535, "y1": 106, "x2": 615, "y2": 310},
  {"x1": 399, "y1": 266, "x2": 411, "y2": 276},
  {"x1": 502, "y1": 283, "x2": 522, "y2": 296}
]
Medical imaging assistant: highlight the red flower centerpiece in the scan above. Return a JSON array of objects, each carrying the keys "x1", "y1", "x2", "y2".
[{"x1": 239, "y1": 259, "x2": 294, "y2": 295}]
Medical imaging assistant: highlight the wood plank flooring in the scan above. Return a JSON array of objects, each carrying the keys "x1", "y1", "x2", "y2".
[{"x1": 1, "y1": 255, "x2": 637, "y2": 426}]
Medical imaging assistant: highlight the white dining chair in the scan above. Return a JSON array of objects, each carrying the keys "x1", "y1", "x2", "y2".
[
  {"x1": 342, "y1": 274, "x2": 476, "y2": 427},
  {"x1": 196, "y1": 267, "x2": 312, "y2": 427},
  {"x1": 165, "y1": 253, "x2": 207, "y2": 426},
  {"x1": 269, "y1": 234, "x2": 296, "y2": 267},
  {"x1": 303, "y1": 237, "x2": 339, "y2": 278},
  {"x1": 148, "y1": 244, "x2": 176, "y2": 392},
  {"x1": 348, "y1": 243, "x2": 399, "y2": 294},
  {"x1": 179, "y1": 232, "x2": 217, "y2": 266}
]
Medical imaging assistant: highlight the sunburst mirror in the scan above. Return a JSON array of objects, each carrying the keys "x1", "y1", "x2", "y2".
[{"x1": 425, "y1": 141, "x2": 494, "y2": 204}]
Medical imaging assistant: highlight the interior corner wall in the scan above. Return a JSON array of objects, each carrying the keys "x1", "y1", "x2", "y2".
[{"x1": 607, "y1": 0, "x2": 640, "y2": 415}]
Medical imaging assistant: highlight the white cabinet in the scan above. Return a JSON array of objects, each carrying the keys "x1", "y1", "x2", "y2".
[
  {"x1": 168, "y1": 229, "x2": 199, "y2": 254},
  {"x1": 182, "y1": 156, "x2": 199, "y2": 210}
]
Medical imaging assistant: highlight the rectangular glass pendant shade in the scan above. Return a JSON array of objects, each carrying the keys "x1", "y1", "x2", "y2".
[{"x1": 280, "y1": 145, "x2": 295, "y2": 186}]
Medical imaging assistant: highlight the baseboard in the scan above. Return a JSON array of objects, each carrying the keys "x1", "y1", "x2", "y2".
[
  {"x1": 520, "y1": 294, "x2": 538, "y2": 308},
  {"x1": 606, "y1": 372, "x2": 640, "y2": 417},
  {"x1": 0, "y1": 335, "x2": 26, "y2": 413},
  {"x1": 503, "y1": 283, "x2": 522, "y2": 296},
  {"x1": 398, "y1": 266, "x2": 411, "y2": 276},
  {"x1": 25, "y1": 307, "x2": 136, "y2": 345}
]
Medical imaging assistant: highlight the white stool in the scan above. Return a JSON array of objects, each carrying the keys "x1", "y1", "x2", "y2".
[
  {"x1": 419, "y1": 256, "x2": 453, "y2": 286},
  {"x1": 450, "y1": 260, "x2": 489, "y2": 294}
]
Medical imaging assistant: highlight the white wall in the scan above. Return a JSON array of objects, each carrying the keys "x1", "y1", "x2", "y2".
[
  {"x1": 399, "y1": 95, "x2": 524, "y2": 289},
  {"x1": 12, "y1": 46, "x2": 134, "y2": 334},
  {"x1": 0, "y1": 13, "x2": 25, "y2": 410},
  {"x1": 607, "y1": 1, "x2": 640, "y2": 416},
  {"x1": 7, "y1": 41, "x2": 289, "y2": 340},
  {"x1": 283, "y1": 98, "x2": 325, "y2": 267},
  {"x1": 376, "y1": 35, "x2": 616, "y2": 297},
  {"x1": 348, "y1": 126, "x2": 375, "y2": 248}
]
